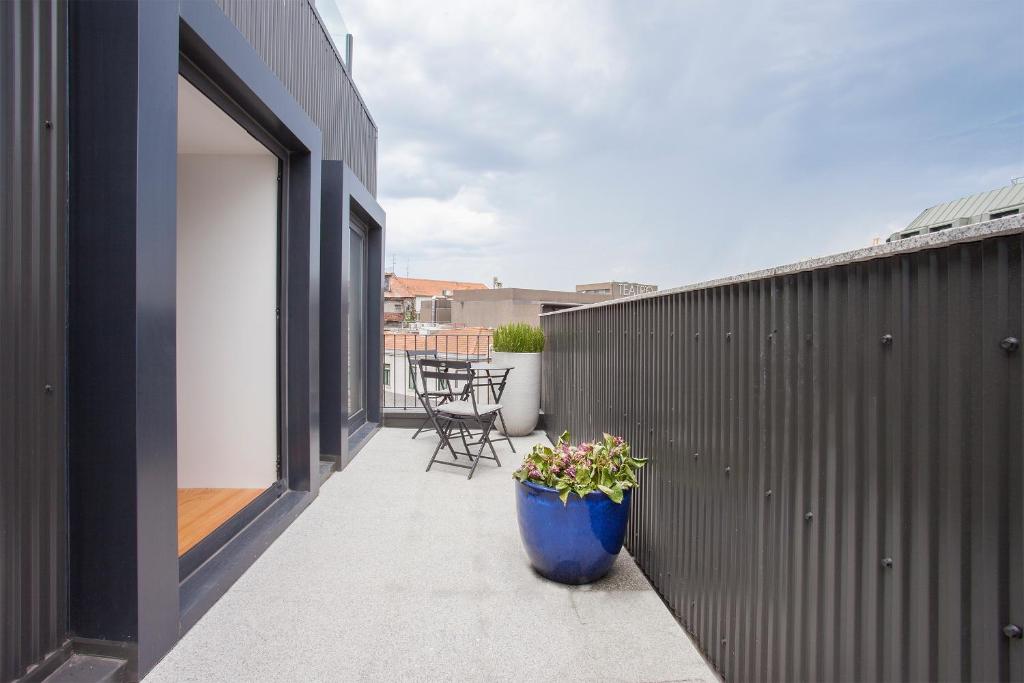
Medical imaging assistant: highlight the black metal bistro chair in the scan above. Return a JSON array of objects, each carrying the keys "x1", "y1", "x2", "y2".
[
  {"x1": 469, "y1": 362, "x2": 515, "y2": 454},
  {"x1": 406, "y1": 349, "x2": 456, "y2": 439},
  {"x1": 418, "y1": 359, "x2": 511, "y2": 479}
]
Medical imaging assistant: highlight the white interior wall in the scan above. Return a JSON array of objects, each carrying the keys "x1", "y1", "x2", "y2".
[{"x1": 176, "y1": 152, "x2": 279, "y2": 489}]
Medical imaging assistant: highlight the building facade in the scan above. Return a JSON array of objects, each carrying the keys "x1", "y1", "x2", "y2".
[
  {"x1": 383, "y1": 273, "x2": 488, "y2": 326},
  {"x1": 576, "y1": 281, "x2": 659, "y2": 298},
  {"x1": 451, "y1": 288, "x2": 612, "y2": 328},
  {"x1": 1, "y1": 1, "x2": 383, "y2": 680}
]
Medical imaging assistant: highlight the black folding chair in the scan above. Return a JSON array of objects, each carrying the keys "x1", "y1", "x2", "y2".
[
  {"x1": 470, "y1": 364, "x2": 516, "y2": 454},
  {"x1": 420, "y1": 359, "x2": 510, "y2": 479},
  {"x1": 406, "y1": 349, "x2": 456, "y2": 439}
]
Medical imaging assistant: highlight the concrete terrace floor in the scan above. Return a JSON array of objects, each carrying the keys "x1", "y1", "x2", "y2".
[{"x1": 147, "y1": 428, "x2": 716, "y2": 682}]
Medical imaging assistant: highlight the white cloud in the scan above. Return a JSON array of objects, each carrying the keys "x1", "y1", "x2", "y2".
[
  {"x1": 384, "y1": 185, "x2": 507, "y2": 252},
  {"x1": 342, "y1": 0, "x2": 1024, "y2": 290}
]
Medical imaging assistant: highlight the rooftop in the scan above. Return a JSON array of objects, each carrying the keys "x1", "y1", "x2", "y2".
[
  {"x1": 892, "y1": 181, "x2": 1024, "y2": 239},
  {"x1": 385, "y1": 273, "x2": 489, "y2": 299},
  {"x1": 145, "y1": 429, "x2": 715, "y2": 681},
  {"x1": 451, "y1": 287, "x2": 610, "y2": 305}
]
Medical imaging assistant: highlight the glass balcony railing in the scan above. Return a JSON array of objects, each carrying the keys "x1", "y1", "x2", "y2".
[{"x1": 313, "y1": 0, "x2": 352, "y2": 72}]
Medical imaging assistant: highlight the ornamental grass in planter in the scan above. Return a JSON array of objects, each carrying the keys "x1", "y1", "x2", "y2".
[
  {"x1": 492, "y1": 323, "x2": 545, "y2": 354},
  {"x1": 513, "y1": 432, "x2": 647, "y2": 584},
  {"x1": 491, "y1": 323, "x2": 544, "y2": 436}
]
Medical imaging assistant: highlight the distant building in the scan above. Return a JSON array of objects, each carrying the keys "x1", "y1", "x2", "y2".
[
  {"x1": 452, "y1": 288, "x2": 612, "y2": 328},
  {"x1": 384, "y1": 273, "x2": 488, "y2": 326},
  {"x1": 887, "y1": 182, "x2": 1024, "y2": 242},
  {"x1": 576, "y1": 281, "x2": 658, "y2": 298},
  {"x1": 418, "y1": 297, "x2": 452, "y2": 324}
]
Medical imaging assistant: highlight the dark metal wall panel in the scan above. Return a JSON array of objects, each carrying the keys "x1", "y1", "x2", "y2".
[
  {"x1": 0, "y1": 0, "x2": 68, "y2": 680},
  {"x1": 214, "y1": 0, "x2": 378, "y2": 197},
  {"x1": 542, "y1": 222, "x2": 1024, "y2": 682}
]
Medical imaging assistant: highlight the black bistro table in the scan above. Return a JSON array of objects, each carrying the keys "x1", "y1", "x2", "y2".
[{"x1": 471, "y1": 362, "x2": 516, "y2": 452}]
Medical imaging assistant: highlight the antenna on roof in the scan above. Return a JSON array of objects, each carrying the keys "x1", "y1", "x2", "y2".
[
  {"x1": 406, "y1": 259, "x2": 409, "y2": 278},
  {"x1": 1012, "y1": 176, "x2": 1024, "y2": 186}
]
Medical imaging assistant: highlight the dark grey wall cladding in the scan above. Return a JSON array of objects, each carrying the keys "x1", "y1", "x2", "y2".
[
  {"x1": 0, "y1": 0, "x2": 68, "y2": 680},
  {"x1": 215, "y1": 0, "x2": 377, "y2": 196},
  {"x1": 541, "y1": 220, "x2": 1023, "y2": 683}
]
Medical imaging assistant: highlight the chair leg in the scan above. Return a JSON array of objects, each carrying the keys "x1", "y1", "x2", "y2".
[
  {"x1": 426, "y1": 420, "x2": 456, "y2": 471},
  {"x1": 480, "y1": 416, "x2": 499, "y2": 460},
  {"x1": 496, "y1": 410, "x2": 516, "y2": 452},
  {"x1": 482, "y1": 414, "x2": 501, "y2": 468},
  {"x1": 466, "y1": 425, "x2": 491, "y2": 480},
  {"x1": 411, "y1": 413, "x2": 433, "y2": 439},
  {"x1": 457, "y1": 422, "x2": 471, "y2": 457}
]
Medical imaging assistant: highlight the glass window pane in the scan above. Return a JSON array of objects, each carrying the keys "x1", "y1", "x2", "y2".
[{"x1": 348, "y1": 227, "x2": 366, "y2": 419}]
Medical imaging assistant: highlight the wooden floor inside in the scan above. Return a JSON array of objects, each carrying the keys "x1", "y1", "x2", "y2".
[{"x1": 178, "y1": 488, "x2": 265, "y2": 556}]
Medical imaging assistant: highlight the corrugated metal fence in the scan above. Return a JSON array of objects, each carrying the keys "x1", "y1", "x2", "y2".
[
  {"x1": 0, "y1": 0, "x2": 68, "y2": 680},
  {"x1": 216, "y1": 0, "x2": 378, "y2": 196},
  {"x1": 542, "y1": 219, "x2": 1023, "y2": 682}
]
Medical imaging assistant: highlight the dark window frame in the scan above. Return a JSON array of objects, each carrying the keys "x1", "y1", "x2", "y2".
[
  {"x1": 175, "y1": 5, "x2": 325, "y2": 637},
  {"x1": 348, "y1": 218, "x2": 369, "y2": 430},
  {"x1": 68, "y1": 3, "x2": 327, "y2": 675},
  {"x1": 319, "y1": 161, "x2": 386, "y2": 471},
  {"x1": 174, "y1": 57, "x2": 290, "y2": 581}
]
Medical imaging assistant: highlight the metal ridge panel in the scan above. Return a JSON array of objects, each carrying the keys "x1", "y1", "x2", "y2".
[{"x1": 540, "y1": 227, "x2": 1023, "y2": 681}]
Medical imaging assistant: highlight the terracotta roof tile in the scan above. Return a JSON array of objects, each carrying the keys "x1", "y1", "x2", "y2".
[
  {"x1": 385, "y1": 274, "x2": 488, "y2": 299},
  {"x1": 384, "y1": 328, "x2": 493, "y2": 357}
]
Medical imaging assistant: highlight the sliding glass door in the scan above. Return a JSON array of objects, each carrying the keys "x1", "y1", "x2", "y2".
[
  {"x1": 175, "y1": 75, "x2": 281, "y2": 562},
  {"x1": 348, "y1": 223, "x2": 367, "y2": 429}
]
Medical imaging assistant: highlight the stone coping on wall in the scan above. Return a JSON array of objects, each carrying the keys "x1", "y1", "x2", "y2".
[{"x1": 542, "y1": 214, "x2": 1024, "y2": 316}]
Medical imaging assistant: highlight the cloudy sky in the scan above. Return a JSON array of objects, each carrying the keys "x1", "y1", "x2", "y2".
[{"x1": 342, "y1": 0, "x2": 1024, "y2": 291}]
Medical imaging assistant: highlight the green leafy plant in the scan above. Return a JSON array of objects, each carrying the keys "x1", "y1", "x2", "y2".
[
  {"x1": 513, "y1": 431, "x2": 646, "y2": 504},
  {"x1": 492, "y1": 322, "x2": 545, "y2": 353}
]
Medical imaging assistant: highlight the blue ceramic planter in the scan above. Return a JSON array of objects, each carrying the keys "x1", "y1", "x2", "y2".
[{"x1": 515, "y1": 480, "x2": 632, "y2": 585}]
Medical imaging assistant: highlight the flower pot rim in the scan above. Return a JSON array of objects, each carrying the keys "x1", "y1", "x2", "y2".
[
  {"x1": 492, "y1": 350, "x2": 542, "y2": 355},
  {"x1": 517, "y1": 478, "x2": 621, "y2": 501}
]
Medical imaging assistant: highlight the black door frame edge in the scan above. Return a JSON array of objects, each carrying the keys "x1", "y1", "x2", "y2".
[
  {"x1": 69, "y1": 0, "x2": 323, "y2": 677},
  {"x1": 178, "y1": 490, "x2": 315, "y2": 634},
  {"x1": 320, "y1": 161, "x2": 385, "y2": 471},
  {"x1": 176, "y1": 0, "x2": 325, "y2": 646},
  {"x1": 346, "y1": 218, "x2": 369, "y2": 431}
]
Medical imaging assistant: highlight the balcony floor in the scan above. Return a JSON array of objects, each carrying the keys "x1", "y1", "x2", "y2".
[{"x1": 147, "y1": 428, "x2": 715, "y2": 682}]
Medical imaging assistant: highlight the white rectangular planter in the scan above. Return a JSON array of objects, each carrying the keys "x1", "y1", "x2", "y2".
[{"x1": 492, "y1": 351, "x2": 541, "y2": 436}]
